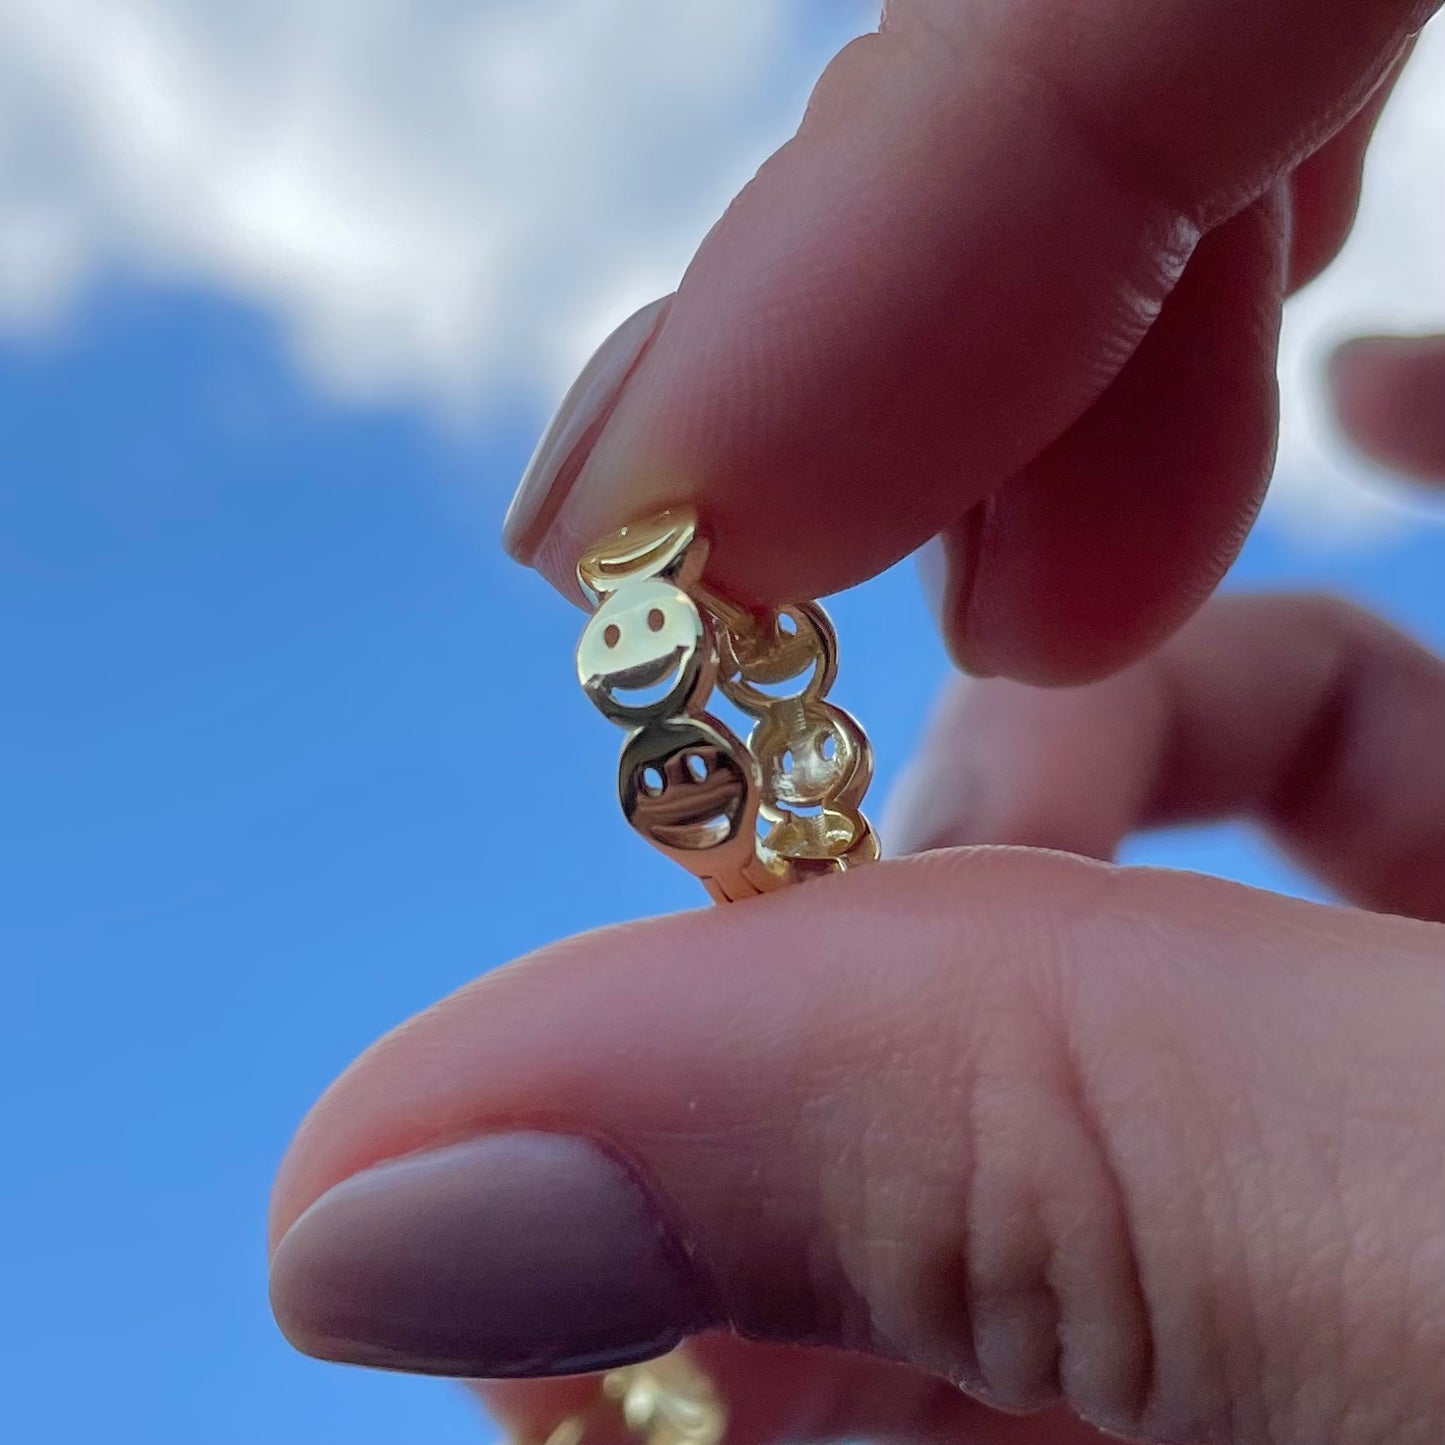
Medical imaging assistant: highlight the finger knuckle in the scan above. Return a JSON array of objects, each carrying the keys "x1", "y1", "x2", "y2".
[{"x1": 938, "y1": 880, "x2": 1256, "y2": 1439}]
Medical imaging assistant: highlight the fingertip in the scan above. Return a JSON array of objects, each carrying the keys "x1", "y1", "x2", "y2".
[
  {"x1": 934, "y1": 195, "x2": 1284, "y2": 687},
  {"x1": 1327, "y1": 332, "x2": 1391, "y2": 392},
  {"x1": 1328, "y1": 332, "x2": 1445, "y2": 483},
  {"x1": 1325, "y1": 334, "x2": 1385, "y2": 454}
]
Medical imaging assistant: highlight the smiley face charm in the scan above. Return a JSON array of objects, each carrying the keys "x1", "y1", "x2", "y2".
[
  {"x1": 577, "y1": 579, "x2": 714, "y2": 726},
  {"x1": 574, "y1": 507, "x2": 788, "y2": 900},
  {"x1": 619, "y1": 717, "x2": 785, "y2": 901},
  {"x1": 620, "y1": 719, "x2": 753, "y2": 853},
  {"x1": 574, "y1": 506, "x2": 876, "y2": 901},
  {"x1": 751, "y1": 697, "x2": 870, "y2": 813}
]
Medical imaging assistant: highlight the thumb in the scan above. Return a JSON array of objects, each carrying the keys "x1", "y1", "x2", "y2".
[{"x1": 269, "y1": 853, "x2": 1445, "y2": 1444}]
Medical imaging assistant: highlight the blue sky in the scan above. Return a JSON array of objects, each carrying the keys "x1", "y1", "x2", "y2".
[
  {"x1": 2, "y1": 8, "x2": 1443, "y2": 1445},
  {"x1": 5, "y1": 277, "x2": 1443, "y2": 1445}
]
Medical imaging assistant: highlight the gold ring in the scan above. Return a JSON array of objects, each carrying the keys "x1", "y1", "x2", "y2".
[
  {"x1": 556, "y1": 507, "x2": 878, "y2": 1441},
  {"x1": 576, "y1": 507, "x2": 879, "y2": 903},
  {"x1": 539, "y1": 1350, "x2": 726, "y2": 1445}
]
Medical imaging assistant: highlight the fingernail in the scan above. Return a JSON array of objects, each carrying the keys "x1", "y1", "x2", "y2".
[
  {"x1": 504, "y1": 295, "x2": 675, "y2": 565},
  {"x1": 269, "y1": 1132, "x2": 712, "y2": 1378}
]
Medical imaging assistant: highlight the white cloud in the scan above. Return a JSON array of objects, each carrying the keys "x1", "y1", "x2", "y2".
[
  {"x1": 0, "y1": 0, "x2": 875, "y2": 408},
  {"x1": 0, "y1": 0, "x2": 1439, "y2": 540}
]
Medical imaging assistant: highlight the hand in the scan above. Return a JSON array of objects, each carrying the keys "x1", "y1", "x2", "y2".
[
  {"x1": 269, "y1": 590, "x2": 1445, "y2": 1445},
  {"x1": 271, "y1": 3, "x2": 1445, "y2": 1442},
  {"x1": 500, "y1": 0, "x2": 1440, "y2": 683}
]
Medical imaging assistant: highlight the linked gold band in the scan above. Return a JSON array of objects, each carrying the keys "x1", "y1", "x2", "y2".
[
  {"x1": 551, "y1": 508, "x2": 878, "y2": 1445},
  {"x1": 576, "y1": 506, "x2": 878, "y2": 904}
]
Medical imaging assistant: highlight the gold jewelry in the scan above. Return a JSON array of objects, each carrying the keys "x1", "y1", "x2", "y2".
[
  {"x1": 554, "y1": 507, "x2": 876, "y2": 1442},
  {"x1": 540, "y1": 1351, "x2": 725, "y2": 1445},
  {"x1": 576, "y1": 506, "x2": 878, "y2": 903}
]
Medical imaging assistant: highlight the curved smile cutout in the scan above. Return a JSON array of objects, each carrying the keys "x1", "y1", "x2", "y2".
[
  {"x1": 620, "y1": 720, "x2": 755, "y2": 857},
  {"x1": 577, "y1": 579, "x2": 711, "y2": 724},
  {"x1": 588, "y1": 645, "x2": 688, "y2": 706}
]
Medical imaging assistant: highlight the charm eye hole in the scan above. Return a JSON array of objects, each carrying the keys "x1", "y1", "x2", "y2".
[
  {"x1": 640, "y1": 765, "x2": 665, "y2": 795},
  {"x1": 647, "y1": 607, "x2": 666, "y2": 633},
  {"x1": 685, "y1": 752, "x2": 708, "y2": 782},
  {"x1": 603, "y1": 623, "x2": 621, "y2": 648},
  {"x1": 820, "y1": 734, "x2": 837, "y2": 761}
]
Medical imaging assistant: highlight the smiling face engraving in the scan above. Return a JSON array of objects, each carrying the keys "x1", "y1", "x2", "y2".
[
  {"x1": 619, "y1": 717, "x2": 759, "y2": 862},
  {"x1": 577, "y1": 579, "x2": 713, "y2": 725}
]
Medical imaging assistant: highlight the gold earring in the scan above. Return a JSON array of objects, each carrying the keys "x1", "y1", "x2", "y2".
[{"x1": 575, "y1": 506, "x2": 879, "y2": 903}]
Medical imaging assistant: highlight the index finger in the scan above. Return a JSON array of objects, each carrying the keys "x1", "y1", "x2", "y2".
[{"x1": 503, "y1": 0, "x2": 1434, "y2": 649}]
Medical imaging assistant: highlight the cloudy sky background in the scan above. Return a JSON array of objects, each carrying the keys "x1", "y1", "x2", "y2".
[
  {"x1": 1, "y1": 7, "x2": 1441, "y2": 1445},
  {"x1": 0, "y1": 1, "x2": 874, "y2": 404},
  {"x1": 0, "y1": 0, "x2": 1441, "y2": 536}
]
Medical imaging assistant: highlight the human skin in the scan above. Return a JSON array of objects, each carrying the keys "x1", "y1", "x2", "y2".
[
  {"x1": 500, "y1": 0, "x2": 1441, "y2": 681},
  {"x1": 270, "y1": 593, "x2": 1445, "y2": 1444},
  {"x1": 270, "y1": 0, "x2": 1445, "y2": 1440}
]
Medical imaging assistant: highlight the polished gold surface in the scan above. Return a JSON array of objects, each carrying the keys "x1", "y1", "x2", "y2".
[
  {"x1": 577, "y1": 579, "x2": 714, "y2": 725},
  {"x1": 538, "y1": 1348, "x2": 726, "y2": 1445},
  {"x1": 556, "y1": 513, "x2": 877, "y2": 1443},
  {"x1": 602, "y1": 1351, "x2": 726, "y2": 1445},
  {"x1": 576, "y1": 509, "x2": 705, "y2": 601},
  {"x1": 576, "y1": 505, "x2": 877, "y2": 903}
]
